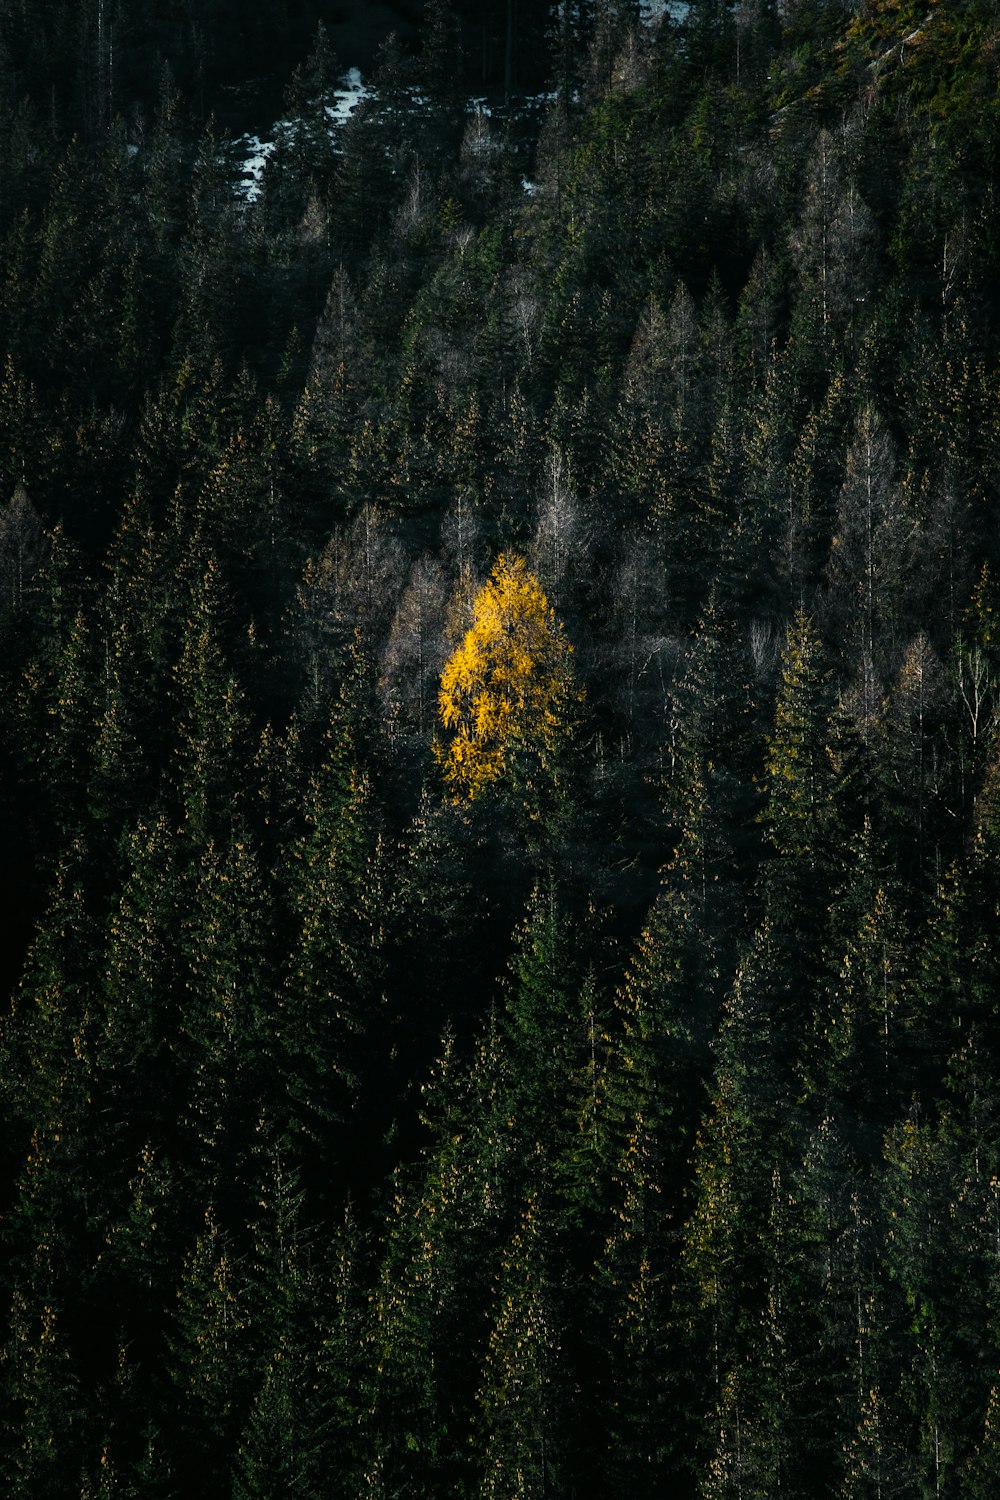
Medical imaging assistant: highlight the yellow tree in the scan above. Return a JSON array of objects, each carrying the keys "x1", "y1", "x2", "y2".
[{"x1": 435, "y1": 553, "x2": 579, "y2": 803}]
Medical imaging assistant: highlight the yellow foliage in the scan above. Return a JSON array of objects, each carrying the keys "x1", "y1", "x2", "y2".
[{"x1": 435, "y1": 553, "x2": 578, "y2": 800}]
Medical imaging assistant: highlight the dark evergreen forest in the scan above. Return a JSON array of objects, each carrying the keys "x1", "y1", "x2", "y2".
[{"x1": 2, "y1": 0, "x2": 1000, "y2": 1493}]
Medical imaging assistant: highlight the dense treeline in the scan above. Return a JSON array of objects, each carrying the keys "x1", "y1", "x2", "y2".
[
  {"x1": 2, "y1": 0, "x2": 1000, "y2": 1493},
  {"x1": 0, "y1": 0, "x2": 552, "y2": 142}
]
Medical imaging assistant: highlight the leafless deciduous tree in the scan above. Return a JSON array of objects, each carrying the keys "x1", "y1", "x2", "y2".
[
  {"x1": 601, "y1": 534, "x2": 677, "y2": 753},
  {"x1": 823, "y1": 406, "x2": 914, "y2": 694},
  {"x1": 790, "y1": 129, "x2": 875, "y2": 344},
  {"x1": 0, "y1": 485, "x2": 46, "y2": 621},
  {"x1": 294, "y1": 505, "x2": 405, "y2": 710},
  {"x1": 664, "y1": 281, "x2": 703, "y2": 443},
  {"x1": 529, "y1": 449, "x2": 588, "y2": 607},
  {"x1": 504, "y1": 265, "x2": 542, "y2": 371},
  {"x1": 441, "y1": 491, "x2": 481, "y2": 595},
  {"x1": 309, "y1": 266, "x2": 359, "y2": 388},
  {"x1": 459, "y1": 109, "x2": 502, "y2": 206},
  {"x1": 380, "y1": 554, "x2": 449, "y2": 740}
]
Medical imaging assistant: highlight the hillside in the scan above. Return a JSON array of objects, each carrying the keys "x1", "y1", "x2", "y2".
[{"x1": 1, "y1": 1, "x2": 1000, "y2": 1494}]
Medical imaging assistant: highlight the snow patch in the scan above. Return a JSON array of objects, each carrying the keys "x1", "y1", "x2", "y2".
[
  {"x1": 640, "y1": 0, "x2": 689, "y2": 23},
  {"x1": 235, "y1": 134, "x2": 275, "y2": 202},
  {"x1": 325, "y1": 66, "x2": 373, "y2": 128},
  {"x1": 233, "y1": 66, "x2": 371, "y2": 201}
]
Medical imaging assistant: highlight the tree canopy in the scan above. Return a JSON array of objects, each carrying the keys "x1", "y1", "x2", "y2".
[
  {"x1": 3, "y1": 0, "x2": 1000, "y2": 1493},
  {"x1": 435, "y1": 553, "x2": 579, "y2": 802}
]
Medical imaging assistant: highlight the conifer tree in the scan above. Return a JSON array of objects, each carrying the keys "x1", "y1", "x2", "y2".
[
  {"x1": 166, "y1": 1208, "x2": 250, "y2": 1493},
  {"x1": 763, "y1": 608, "x2": 835, "y2": 868},
  {"x1": 19, "y1": 526, "x2": 93, "y2": 843},
  {"x1": 169, "y1": 550, "x2": 246, "y2": 844},
  {"x1": 365, "y1": 1180, "x2": 461, "y2": 1495},
  {"x1": 503, "y1": 883, "x2": 581, "y2": 1151},
  {"x1": 97, "y1": 814, "x2": 183, "y2": 1170},
  {"x1": 3, "y1": 1290, "x2": 83, "y2": 1499},
  {"x1": 366, "y1": 1013, "x2": 521, "y2": 1493},
  {"x1": 174, "y1": 829, "x2": 269, "y2": 1198},
  {"x1": 477, "y1": 1192, "x2": 564, "y2": 1500},
  {"x1": 0, "y1": 845, "x2": 99, "y2": 1497},
  {"x1": 233, "y1": 1149, "x2": 338, "y2": 1500},
  {"x1": 0, "y1": 483, "x2": 44, "y2": 636},
  {"x1": 595, "y1": 1110, "x2": 684, "y2": 1496},
  {"x1": 277, "y1": 689, "x2": 389, "y2": 1200}
]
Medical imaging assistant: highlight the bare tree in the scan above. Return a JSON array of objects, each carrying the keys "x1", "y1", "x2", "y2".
[
  {"x1": 393, "y1": 157, "x2": 431, "y2": 241},
  {"x1": 380, "y1": 555, "x2": 450, "y2": 740},
  {"x1": 309, "y1": 266, "x2": 359, "y2": 388},
  {"x1": 0, "y1": 485, "x2": 46, "y2": 623},
  {"x1": 665, "y1": 281, "x2": 702, "y2": 443},
  {"x1": 441, "y1": 492, "x2": 482, "y2": 618},
  {"x1": 504, "y1": 265, "x2": 542, "y2": 371},
  {"x1": 823, "y1": 406, "x2": 913, "y2": 690},
  {"x1": 940, "y1": 215, "x2": 968, "y2": 309},
  {"x1": 791, "y1": 129, "x2": 876, "y2": 346},
  {"x1": 529, "y1": 448, "x2": 588, "y2": 607},
  {"x1": 829, "y1": 180, "x2": 876, "y2": 348},
  {"x1": 602, "y1": 533, "x2": 677, "y2": 753},
  {"x1": 294, "y1": 505, "x2": 405, "y2": 711},
  {"x1": 459, "y1": 109, "x2": 502, "y2": 207}
]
